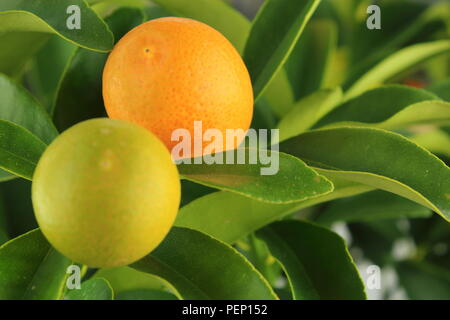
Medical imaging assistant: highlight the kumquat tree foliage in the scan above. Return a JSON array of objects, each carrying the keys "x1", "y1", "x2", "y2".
[{"x1": 0, "y1": 0, "x2": 449, "y2": 301}]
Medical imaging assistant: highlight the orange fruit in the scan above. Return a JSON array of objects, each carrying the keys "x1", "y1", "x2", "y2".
[
  {"x1": 32, "y1": 118, "x2": 180, "y2": 268},
  {"x1": 102, "y1": 17, "x2": 253, "y2": 158}
]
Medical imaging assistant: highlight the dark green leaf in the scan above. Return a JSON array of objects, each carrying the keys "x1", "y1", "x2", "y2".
[
  {"x1": 116, "y1": 289, "x2": 177, "y2": 300},
  {"x1": 316, "y1": 190, "x2": 432, "y2": 226},
  {"x1": 93, "y1": 266, "x2": 172, "y2": 295},
  {"x1": 176, "y1": 177, "x2": 373, "y2": 244},
  {"x1": 397, "y1": 261, "x2": 450, "y2": 300},
  {"x1": 345, "y1": 0, "x2": 449, "y2": 88},
  {"x1": 53, "y1": 7, "x2": 146, "y2": 127},
  {"x1": 178, "y1": 150, "x2": 333, "y2": 203},
  {"x1": 316, "y1": 85, "x2": 438, "y2": 128},
  {"x1": 280, "y1": 127, "x2": 450, "y2": 221},
  {"x1": 0, "y1": 179, "x2": 37, "y2": 238},
  {"x1": 0, "y1": 0, "x2": 114, "y2": 52},
  {"x1": 286, "y1": 19, "x2": 337, "y2": 100},
  {"x1": 0, "y1": 74, "x2": 58, "y2": 144},
  {"x1": 131, "y1": 227, "x2": 278, "y2": 300},
  {"x1": 24, "y1": 36, "x2": 77, "y2": 113},
  {"x1": 345, "y1": 40, "x2": 450, "y2": 99},
  {"x1": 257, "y1": 220, "x2": 366, "y2": 300},
  {"x1": 0, "y1": 32, "x2": 49, "y2": 77},
  {"x1": 0, "y1": 229, "x2": 72, "y2": 300},
  {"x1": 243, "y1": 0, "x2": 321, "y2": 100},
  {"x1": 65, "y1": 278, "x2": 114, "y2": 300},
  {"x1": 0, "y1": 120, "x2": 47, "y2": 180},
  {"x1": 427, "y1": 78, "x2": 450, "y2": 101}
]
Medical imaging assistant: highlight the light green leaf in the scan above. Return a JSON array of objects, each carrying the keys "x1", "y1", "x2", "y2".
[
  {"x1": 316, "y1": 190, "x2": 432, "y2": 226},
  {"x1": 243, "y1": 0, "x2": 321, "y2": 100},
  {"x1": 65, "y1": 278, "x2": 114, "y2": 300},
  {"x1": 280, "y1": 127, "x2": 450, "y2": 221},
  {"x1": 345, "y1": 40, "x2": 450, "y2": 100},
  {"x1": 278, "y1": 87, "x2": 343, "y2": 141},
  {"x1": 0, "y1": 229, "x2": 72, "y2": 300},
  {"x1": 178, "y1": 150, "x2": 333, "y2": 204},
  {"x1": 411, "y1": 129, "x2": 450, "y2": 158},
  {"x1": 256, "y1": 220, "x2": 366, "y2": 300},
  {"x1": 131, "y1": 227, "x2": 278, "y2": 300},
  {"x1": 175, "y1": 177, "x2": 373, "y2": 244}
]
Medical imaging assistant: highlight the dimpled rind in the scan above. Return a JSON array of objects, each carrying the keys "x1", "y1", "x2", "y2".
[
  {"x1": 32, "y1": 118, "x2": 181, "y2": 268},
  {"x1": 103, "y1": 17, "x2": 254, "y2": 157}
]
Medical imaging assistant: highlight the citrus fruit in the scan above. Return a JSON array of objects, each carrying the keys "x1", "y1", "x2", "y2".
[
  {"x1": 32, "y1": 118, "x2": 180, "y2": 268},
  {"x1": 102, "y1": 17, "x2": 254, "y2": 158}
]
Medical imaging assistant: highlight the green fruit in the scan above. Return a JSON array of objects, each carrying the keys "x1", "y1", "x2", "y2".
[{"x1": 32, "y1": 118, "x2": 181, "y2": 268}]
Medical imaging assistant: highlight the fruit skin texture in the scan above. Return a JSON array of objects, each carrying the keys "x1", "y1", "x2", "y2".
[
  {"x1": 32, "y1": 118, "x2": 181, "y2": 268},
  {"x1": 102, "y1": 17, "x2": 254, "y2": 158}
]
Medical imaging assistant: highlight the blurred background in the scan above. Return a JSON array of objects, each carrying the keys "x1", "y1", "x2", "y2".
[{"x1": 1, "y1": 0, "x2": 449, "y2": 300}]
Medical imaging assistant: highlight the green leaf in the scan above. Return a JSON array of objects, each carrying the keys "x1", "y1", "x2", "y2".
[
  {"x1": 0, "y1": 0, "x2": 114, "y2": 52},
  {"x1": 0, "y1": 179, "x2": 37, "y2": 238},
  {"x1": 316, "y1": 190, "x2": 432, "y2": 226},
  {"x1": 277, "y1": 87, "x2": 343, "y2": 141},
  {"x1": 397, "y1": 261, "x2": 450, "y2": 300},
  {"x1": 0, "y1": 74, "x2": 58, "y2": 144},
  {"x1": 0, "y1": 169, "x2": 14, "y2": 182},
  {"x1": 0, "y1": 192, "x2": 8, "y2": 245},
  {"x1": 178, "y1": 150, "x2": 333, "y2": 204},
  {"x1": 0, "y1": 32, "x2": 49, "y2": 77},
  {"x1": 0, "y1": 229, "x2": 72, "y2": 300},
  {"x1": 427, "y1": 78, "x2": 450, "y2": 101},
  {"x1": 286, "y1": 19, "x2": 337, "y2": 100},
  {"x1": 316, "y1": 85, "x2": 450, "y2": 130},
  {"x1": 65, "y1": 278, "x2": 114, "y2": 300},
  {"x1": 131, "y1": 227, "x2": 278, "y2": 300},
  {"x1": 24, "y1": 36, "x2": 77, "y2": 113},
  {"x1": 116, "y1": 289, "x2": 177, "y2": 300},
  {"x1": 348, "y1": 220, "x2": 404, "y2": 267},
  {"x1": 411, "y1": 129, "x2": 450, "y2": 159},
  {"x1": 345, "y1": 40, "x2": 450, "y2": 100},
  {"x1": 279, "y1": 127, "x2": 450, "y2": 221},
  {"x1": 53, "y1": 7, "x2": 146, "y2": 126},
  {"x1": 176, "y1": 177, "x2": 373, "y2": 244},
  {"x1": 0, "y1": 120, "x2": 47, "y2": 180},
  {"x1": 346, "y1": 0, "x2": 450, "y2": 87},
  {"x1": 93, "y1": 266, "x2": 172, "y2": 295},
  {"x1": 256, "y1": 220, "x2": 366, "y2": 300},
  {"x1": 243, "y1": 0, "x2": 321, "y2": 100}
]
